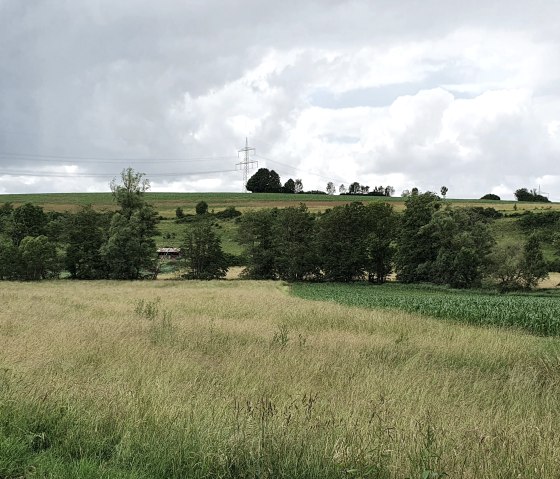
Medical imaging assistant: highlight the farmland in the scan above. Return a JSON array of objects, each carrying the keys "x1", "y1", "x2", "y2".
[
  {"x1": 291, "y1": 282, "x2": 560, "y2": 336},
  {"x1": 2, "y1": 280, "x2": 560, "y2": 478}
]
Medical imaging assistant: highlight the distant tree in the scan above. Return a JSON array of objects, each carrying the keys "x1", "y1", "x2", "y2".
[
  {"x1": 384, "y1": 186, "x2": 395, "y2": 197},
  {"x1": 182, "y1": 220, "x2": 228, "y2": 280},
  {"x1": 348, "y1": 182, "x2": 361, "y2": 195},
  {"x1": 19, "y1": 235, "x2": 60, "y2": 280},
  {"x1": 283, "y1": 178, "x2": 295, "y2": 194},
  {"x1": 339, "y1": 184, "x2": 347, "y2": 194},
  {"x1": 0, "y1": 236, "x2": 19, "y2": 279},
  {"x1": 195, "y1": 201, "x2": 209, "y2": 215},
  {"x1": 488, "y1": 244, "x2": 524, "y2": 292},
  {"x1": 481, "y1": 193, "x2": 500, "y2": 200},
  {"x1": 294, "y1": 179, "x2": 304, "y2": 194},
  {"x1": 401, "y1": 189, "x2": 410, "y2": 197},
  {"x1": 326, "y1": 182, "x2": 336, "y2": 195},
  {"x1": 246, "y1": 168, "x2": 282, "y2": 193},
  {"x1": 440, "y1": 186, "x2": 448, "y2": 198},
  {"x1": 514, "y1": 188, "x2": 549, "y2": 202},
  {"x1": 411, "y1": 187, "x2": 419, "y2": 196},
  {"x1": 175, "y1": 207, "x2": 185, "y2": 219}
]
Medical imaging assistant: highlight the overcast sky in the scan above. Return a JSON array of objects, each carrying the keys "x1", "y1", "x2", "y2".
[{"x1": 1, "y1": 0, "x2": 559, "y2": 199}]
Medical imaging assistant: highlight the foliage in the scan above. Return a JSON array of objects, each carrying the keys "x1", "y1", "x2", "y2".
[
  {"x1": 246, "y1": 168, "x2": 282, "y2": 193},
  {"x1": 517, "y1": 210, "x2": 560, "y2": 231},
  {"x1": 272, "y1": 204, "x2": 319, "y2": 281},
  {"x1": 175, "y1": 207, "x2": 185, "y2": 219},
  {"x1": 18, "y1": 235, "x2": 60, "y2": 280},
  {"x1": 519, "y1": 235, "x2": 549, "y2": 289},
  {"x1": 214, "y1": 206, "x2": 242, "y2": 219},
  {"x1": 64, "y1": 206, "x2": 110, "y2": 279},
  {"x1": 10, "y1": 203, "x2": 48, "y2": 246},
  {"x1": 0, "y1": 235, "x2": 18, "y2": 279},
  {"x1": 440, "y1": 186, "x2": 448, "y2": 198},
  {"x1": 294, "y1": 178, "x2": 303, "y2": 194},
  {"x1": 291, "y1": 282, "x2": 560, "y2": 336},
  {"x1": 182, "y1": 220, "x2": 228, "y2": 279},
  {"x1": 282, "y1": 178, "x2": 295, "y2": 193},
  {"x1": 395, "y1": 192, "x2": 441, "y2": 283},
  {"x1": 110, "y1": 167, "x2": 151, "y2": 216},
  {"x1": 326, "y1": 181, "x2": 336, "y2": 195},
  {"x1": 238, "y1": 208, "x2": 279, "y2": 279},
  {"x1": 514, "y1": 188, "x2": 550, "y2": 202},
  {"x1": 195, "y1": 201, "x2": 208, "y2": 215},
  {"x1": 481, "y1": 193, "x2": 501, "y2": 200},
  {"x1": 363, "y1": 203, "x2": 399, "y2": 283}
]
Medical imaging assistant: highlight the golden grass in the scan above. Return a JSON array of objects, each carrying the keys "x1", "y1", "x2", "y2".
[{"x1": 1, "y1": 280, "x2": 560, "y2": 477}]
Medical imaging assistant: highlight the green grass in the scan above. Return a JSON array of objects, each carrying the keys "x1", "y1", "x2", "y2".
[
  {"x1": 2, "y1": 280, "x2": 560, "y2": 477},
  {"x1": 291, "y1": 282, "x2": 560, "y2": 336}
]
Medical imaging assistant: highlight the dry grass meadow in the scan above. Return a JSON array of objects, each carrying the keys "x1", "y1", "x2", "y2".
[{"x1": 1, "y1": 280, "x2": 560, "y2": 478}]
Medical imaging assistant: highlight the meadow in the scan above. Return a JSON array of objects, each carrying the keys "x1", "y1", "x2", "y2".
[{"x1": 2, "y1": 280, "x2": 560, "y2": 478}]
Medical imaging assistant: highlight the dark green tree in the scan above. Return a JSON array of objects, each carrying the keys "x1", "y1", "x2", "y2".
[
  {"x1": 182, "y1": 220, "x2": 228, "y2": 279},
  {"x1": 11, "y1": 203, "x2": 48, "y2": 246},
  {"x1": 238, "y1": 208, "x2": 278, "y2": 279},
  {"x1": 64, "y1": 206, "x2": 110, "y2": 279},
  {"x1": 395, "y1": 192, "x2": 441, "y2": 283},
  {"x1": 294, "y1": 179, "x2": 303, "y2": 194},
  {"x1": 363, "y1": 203, "x2": 398, "y2": 283},
  {"x1": 283, "y1": 178, "x2": 295, "y2": 194},
  {"x1": 246, "y1": 168, "x2": 282, "y2": 193},
  {"x1": 18, "y1": 235, "x2": 60, "y2": 280},
  {"x1": 514, "y1": 188, "x2": 549, "y2": 202},
  {"x1": 520, "y1": 234, "x2": 548, "y2": 289},
  {"x1": 195, "y1": 201, "x2": 209, "y2": 215},
  {"x1": 481, "y1": 193, "x2": 500, "y2": 200},
  {"x1": 0, "y1": 236, "x2": 19, "y2": 279},
  {"x1": 316, "y1": 202, "x2": 369, "y2": 281},
  {"x1": 272, "y1": 204, "x2": 319, "y2": 281}
]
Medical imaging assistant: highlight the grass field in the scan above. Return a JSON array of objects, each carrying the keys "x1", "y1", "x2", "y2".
[
  {"x1": 2, "y1": 280, "x2": 560, "y2": 478},
  {"x1": 1, "y1": 191, "x2": 559, "y2": 216}
]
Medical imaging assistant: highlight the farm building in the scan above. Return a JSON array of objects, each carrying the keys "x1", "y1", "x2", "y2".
[{"x1": 157, "y1": 247, "x2": 182, "y2": 260}]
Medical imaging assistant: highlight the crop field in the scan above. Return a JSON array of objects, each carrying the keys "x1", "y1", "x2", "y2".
[
  {"x1": 291, "y1": 282, "x2": 560, "y2": 336},
  {"x1": 2, "y1": 280, "x2": 560, "y2": 478}
]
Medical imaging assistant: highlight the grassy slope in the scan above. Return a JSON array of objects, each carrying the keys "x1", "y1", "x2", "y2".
[{"x1": 1, "y1": 280, "x2": 560, "y2": 478}]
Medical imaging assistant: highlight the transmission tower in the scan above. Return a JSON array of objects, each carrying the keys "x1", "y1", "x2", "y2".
[{"x1": 236, "y1": 138, "x2": 257, "y2": 192}]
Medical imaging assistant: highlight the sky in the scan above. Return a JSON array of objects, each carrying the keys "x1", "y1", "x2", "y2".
[{"x1": 1, "y1": 0, "x2": 560, "y2": 200}]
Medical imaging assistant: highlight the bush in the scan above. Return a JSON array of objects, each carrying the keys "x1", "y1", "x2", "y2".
[
  {"x1": 480, "y1": 194, "x2": 500, "y2": 200},
  {"x1": 195, "y1": 201, "x2": 208, "y2": 215},
  {"x1": 214, "y1": 206, "x2": 242, "y2": 219}
]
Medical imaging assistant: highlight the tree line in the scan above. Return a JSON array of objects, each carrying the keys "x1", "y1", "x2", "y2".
[{"x1": 232, "y1": 193, "x2": 553, "y2": 290}]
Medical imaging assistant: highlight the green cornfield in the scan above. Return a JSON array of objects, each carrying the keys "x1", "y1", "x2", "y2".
[{"x1": 291, "y1": 283, "x2": 560, "y2": 336}]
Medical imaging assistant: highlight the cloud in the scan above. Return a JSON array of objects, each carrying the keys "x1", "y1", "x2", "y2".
[{"x1": 0, "y1": 0, "x2": 559, "y2": 200}]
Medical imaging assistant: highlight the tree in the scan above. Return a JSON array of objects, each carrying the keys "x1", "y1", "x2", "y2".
[
  {"x1": 283, "y1": 178, "x2": 295, "y2": 194},
  {"x1": 64, "y1": 206, "x2": 110, "y2": 279},
  {"x1": 195, "y1": 201, "x2": 208, "y2": 215},
  {"x1": 175, "y1": 207, "x2": 185, "y2": 219},
  {"x1": 520, "y1": 234, "x2": 548, "y2": 289},
  {"x1": 514, "y1": 188, "x2": 549, "y2": 203},
  {"x1": 384, "y1": 186, "x2": 395, "y2": 197},
  {"x1": 19, "y1": 235, "x2": 60, "y2": 280},
  {"x1": 272, "y1": 204, "x2": 319, "y2": 281},
  {"x1": 0, "y1": 236, "x2": 19, "y2": 280},
  {"x1": 363, "y1": 203, "x2": 398, "y2": 283},
  {"x1": 411, "y1": 187, "x2": 419, "y2": 196},
  {"x1": 440, "y1": 186, "x2": 448, "y2": 198},
  {"x1": 326, "y1": 182, "x2": 336, "y2": 195},
  {"x1": 246, "y1": 168, "x2": 282, "y2": 193},
  {"x1": 395, "y1": 192, "x2": 441, "y2": 283},
  {"x1": 488, "y1": 244, "x2": 524, "y2": 292},
  {"x1": 425, "y1": 207, "x2": 495, "y2": 288},
  {"x1": 238, "y1": 209, "x2": 279, "y2": 279},
  {"x1": 182, "y1": 220, "x2": 228, "y2": 279},
  {"x1": 339, "y1": 184, "x2": 347, "y2": 194},
  {"x1": 481, "y1": 193, "x2": 500, "y2": 200},
  {"x1": 294, "y1": 179, "x2": 303, "y2": 194},
  {"x1": 316, "y1": 202, "x2": 369, "y2": 281},
  {"x1": 11, "y1": 203, "x2": 48, "y2": 246},
  {"x1": 110, "y1": 168, "x2": 151, "y2": 217},
  {"x1": 348, "y1": 182, "x2": 361, "y2": 195},
  {"x1": 102, "y1": 169, "x2": 159, "y2": 279}
]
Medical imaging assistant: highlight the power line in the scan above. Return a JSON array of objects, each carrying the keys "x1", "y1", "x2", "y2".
[
  {"x1": 255, "y1": 154, "x2": 348, "y2": 184},
  {"x1": 0, "y1": 151, "x2": 237, "y2": 163},
  {"x1": 0, "y1": 168, "x2": 239, "y2": 178},
  {"x1": 236, "y1": 138, "x2": 257, "y2": 192}
]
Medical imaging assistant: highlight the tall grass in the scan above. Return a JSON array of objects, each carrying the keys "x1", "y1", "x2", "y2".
[{"x1": 1, "y1": 280, "x2": 560, "y2": 477}]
